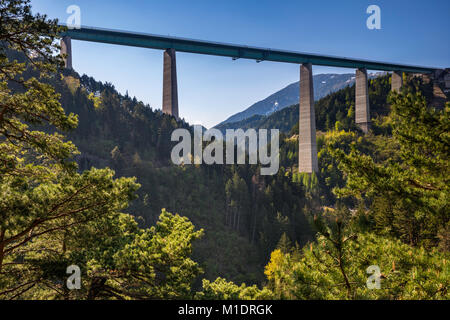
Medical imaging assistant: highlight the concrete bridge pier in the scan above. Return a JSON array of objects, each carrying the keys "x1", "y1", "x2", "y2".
[
  {"x1": 60, "y1": 36, "x2": 72, "y2": 70},
  {"x1": 392, "y1": 71, "x2": 403, "y2": 92},
  {"x1": 355, "y1": 68, "x2": 370, "y2": 133},
  {"x1": 298, "y1": 63, "x2": 318, "y2": 173},
  {"x1": 162, "y1": 48, "x2": 179, "y2": 119}
]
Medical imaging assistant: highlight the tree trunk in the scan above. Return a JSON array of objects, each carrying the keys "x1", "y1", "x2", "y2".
[
  {"x1": 338, "y1": 255, "x2": 352, "y2": 299},
  {"x1": 0, "y1": 229, "x2": 5, "y2": 273},
  {"x1": 237, "y1": 211, "x2": 240, "y2": 233},
  {"x1": 251, "y1": 208, "x2": 257, "y2": 244}
]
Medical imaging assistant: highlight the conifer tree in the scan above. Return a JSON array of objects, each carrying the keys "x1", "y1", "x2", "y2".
[
  {"x1": 0, "y1": 0, "x2": 139, "y2": 298},
  {"x1": 332, "y1": 88, "x2": 449, "y2": 247}
]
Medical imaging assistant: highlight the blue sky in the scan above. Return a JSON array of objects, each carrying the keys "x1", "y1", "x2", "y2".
[{"x1": 31, "y1": 0, "x2": 450, "y2": 128}]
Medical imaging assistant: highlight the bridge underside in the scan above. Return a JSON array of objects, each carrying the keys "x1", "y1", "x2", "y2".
[
  {"x1": 60, "y1": 26, "x2": 444, "y2": 173},
  {"x1": 61, "y1": 26, "x2": 435, "y2": 74}
]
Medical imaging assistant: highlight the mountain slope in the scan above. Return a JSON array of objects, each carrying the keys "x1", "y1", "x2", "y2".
[
  {"x1": 216, "y1": 73, "x2": 356, "y2": 126},
  {"x1": 215, "y1": 73, "x2": 393, "y2": 135}
]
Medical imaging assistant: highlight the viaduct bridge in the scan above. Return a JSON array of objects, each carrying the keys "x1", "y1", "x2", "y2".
[{"x1": 59, "y1": 26, "x2": 443, "y2": 173}]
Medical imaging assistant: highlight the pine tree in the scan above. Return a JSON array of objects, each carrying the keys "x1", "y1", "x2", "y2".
[
  {"x1": 332, "y1": 88, "x2": 449, "y2": 247},
  {"x1": 277, "y1": 232, "x2": 292, "y2": 254},
  {"x1": 0, "y1": 0, "x2": 140, "y2": 298}
]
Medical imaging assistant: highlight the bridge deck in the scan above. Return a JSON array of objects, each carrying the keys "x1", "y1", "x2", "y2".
[{"x1": 61, "y1": 26, "x2": 436, "y2": 74}]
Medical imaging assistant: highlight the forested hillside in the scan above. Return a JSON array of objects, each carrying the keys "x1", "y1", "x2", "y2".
[
  {"x1": 52, "y1": 67, "x2": 445, "y2": 290},
  {"x1": 38, "y1": 67, "x2": 315, "y2": 285},
  {"x1": 216, "y1": 74, "x2": 392, "y2": 135}
]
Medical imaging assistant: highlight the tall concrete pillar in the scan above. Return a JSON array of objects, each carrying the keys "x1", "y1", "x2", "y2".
[
  {"x1": 60, "y1": 36, "x2": 72, "y2": 70},
  {"x1": 162, "y1": 48, "x2": 179, "y2": 119},
  {"x1": 298, "y1": 63, "x2": 318, "y2": 173},
  {"x1": 355, "y1": 68, "x2": 370, "y2": 133},
  {"x1": 392, "y1": 71, "x2": 403, "y2": 92}
]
